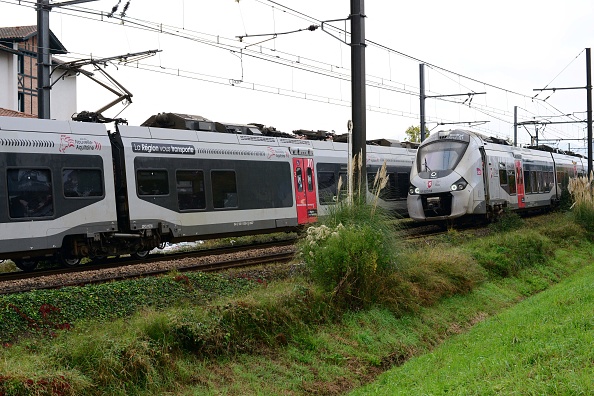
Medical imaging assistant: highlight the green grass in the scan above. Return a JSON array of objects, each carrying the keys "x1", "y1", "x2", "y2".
[
  {"x1": 0, "y1": 212, "x2": 593, "y2": 395},
  {"x1": 351, "y1": 256, "x2": 594, "y2": 395}
]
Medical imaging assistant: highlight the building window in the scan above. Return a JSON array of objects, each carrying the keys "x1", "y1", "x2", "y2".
[
  {"x1": 17, "y1": 92, "x2": 24, "y2": 112},
  {"x1": 17, "y1": 54, "x2": 24, "y2": 74}
]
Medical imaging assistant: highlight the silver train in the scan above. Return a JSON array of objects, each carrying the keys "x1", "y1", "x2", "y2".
[
  {"x1": 0, "y1": 115, "x2": 415, "y2": 271},
  {"x1": 407, "y1": 129, "x2": 586, "y2": 222}
]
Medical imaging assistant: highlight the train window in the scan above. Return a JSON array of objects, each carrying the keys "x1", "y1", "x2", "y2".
[
  {"x1": 212, "y1": 170, "x2": 237, "y2": 208},
  {"x1": 508, "y1": 170, "x2": 516, "y2": 195},
  {"x1": 417, "y1": 140, "x2": 468, "y2": 173},
  {"x1": 384, "y1": 173, "x2": 398, "y2": 200},
  {"x1": 63, "y1": 169, "x2": 103, "y2": 198},
  {"x1": 368, "y1": 172, "x2": 398, "y2": 201},
  {"x1": 397, "y1": 172, "x2": 409, "y2": 199},
  {"x1": 307, "y1": 168, "x2": 314, "y2": 192},
  {"x1": 296, "y1": 168, "x2": 304, "y2": 192},
  {"x1": 537, "y1": 171, "x2": 544, "y2": 193},
  {"x1": 7, "y1": 168, "x2": 54, "y2": 218},
  {"x1": 137, "y1": 170, "x2": 169, "y2": 196},
  {"x1": 524, "y1": 170, "x2": 531, "y2": 193},
  {"x1": 499, "y1": 169, "x2": 508, "y2": 186},
  {"x1": 176, "y1": 170, "x2": 206, "y2": 211},
  {"x1": 367, "y1": 172, "x2": 378, "y2": 193},
  {"x1": 338, "y1": 173, "x2": 348, "y2": 200},
  {"x1": 530, "y1": 171, "x2": 538, "y2": 194},
  {"x1": 317, "y1": 171, "x2": 347, "y2": 204},
  {"x1": 317, "y1": 171, "x2": 336, "y2": 204},
  {"x1": 544, "y1": 171, "x2": 554, "y2": 192}
]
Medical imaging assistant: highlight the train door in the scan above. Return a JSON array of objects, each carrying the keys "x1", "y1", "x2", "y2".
[
  {"x1": 514, "y1": 159, "x2": 525, "y2": 208},
  {"x1": 479, "y1": 147, "x2": 490, "y2": 203},
  {"x1": 293, "y1": 158, "x2": 318, "y2": 224}
]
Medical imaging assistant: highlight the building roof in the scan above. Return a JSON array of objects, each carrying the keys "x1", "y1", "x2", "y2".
[
  {"x1": 0, "y1": 45, "x2": 20, "y2": 55},
  {"x1": 0, "y1": 108, "x2": 36, "y2": 118},
  {"x1": 0, "y1": 25, "x2": 67, "y2": 54}
]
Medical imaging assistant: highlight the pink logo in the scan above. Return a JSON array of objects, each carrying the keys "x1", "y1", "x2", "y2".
[
  {"x1": 267, "y1": 147, "x2": 275, "y2": 159},
  {"x1": 58, "y1": 134, "x2": 102, "y2": 152},
  {"x1": 477, "y1": 167, "x2": 482, "y2": 175},
  {"x1": 59, "y1": 134, "x2": 75, "y2": 153},
  {"x1": 427, "y1": 181, "x2": 432, "y2": 188}
]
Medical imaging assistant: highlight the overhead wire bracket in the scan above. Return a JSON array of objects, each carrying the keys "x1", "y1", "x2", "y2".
[{"x1": 51, "y1": 49, "x2": 160, "y2": 122}]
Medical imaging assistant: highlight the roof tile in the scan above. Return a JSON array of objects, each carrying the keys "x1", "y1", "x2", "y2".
[{"x1": 0, "y1": 108, "x2": 36, "y2": 118}]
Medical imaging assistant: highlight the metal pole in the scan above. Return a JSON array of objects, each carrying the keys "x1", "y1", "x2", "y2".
[
  {"x1": 37, "y1": 0, "x2": 51, "y2": 119},
  {"x1": 350, "y1": 0, "x2": 366, "y2": 199},
  {"x1": 586, "y1": 48, "x2": 592, "y2": 177},
  {"x1": 514, "y1": 106, "x2": 517, "y2": 147},
  {"x1": 420, "y1": 63, "x2": 426, "y2": 142}
]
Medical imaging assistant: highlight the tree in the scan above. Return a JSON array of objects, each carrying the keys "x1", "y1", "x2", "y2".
[{"x1": 404, "y1": 125, "x2": 430, "y2": 143}]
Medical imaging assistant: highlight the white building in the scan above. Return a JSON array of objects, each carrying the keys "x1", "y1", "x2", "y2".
[{"x1": 0, "y1": 25, "x2": 76, "y2": 119}]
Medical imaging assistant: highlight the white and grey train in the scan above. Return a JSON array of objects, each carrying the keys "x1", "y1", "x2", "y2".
[
  {"x1": 0, "y1": 114, "x2": 415, "y2": 271},
  {"x1": 407, "y1": 129, "x2": 586, "y2": 222}
]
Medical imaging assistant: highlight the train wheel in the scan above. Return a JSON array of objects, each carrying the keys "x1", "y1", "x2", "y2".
[
  {"x1": 133, "y1": 250, "x2": 150, "y2": 259},
  {"x1": 61, "y1": 257, "x2": 81, "y2": 267},
  {"x1": 13, "y1": 259, "x2": 37, "y2": 272}
]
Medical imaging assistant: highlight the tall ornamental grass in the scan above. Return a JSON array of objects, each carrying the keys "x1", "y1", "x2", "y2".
[
  {"x1": 299, "y1": 158, "x2": 401, "y2": 309},
  {"x1": 568, "y1": 172, "x2": 594, "y2": 230}
]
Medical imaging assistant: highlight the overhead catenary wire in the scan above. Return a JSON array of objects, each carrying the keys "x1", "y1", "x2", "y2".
[{"x1": 0, "y1": 0, "x2": 581, "y2": 142}]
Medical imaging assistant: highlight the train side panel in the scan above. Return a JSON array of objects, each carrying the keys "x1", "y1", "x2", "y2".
[
  {"x1": 117, "y1": 125, "x2": 302, "y2": 244},
  {"x1": 312, "y1": 140, "x2": 415, "y2": 216},
  {"x1": 0, "y1": 116, "x2": 118, "y2": 260}
]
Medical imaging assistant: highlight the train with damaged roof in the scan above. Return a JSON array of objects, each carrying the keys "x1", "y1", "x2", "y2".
[
  {"x1": 407, "y1": 129, "x2": 587, "y2": 222},
  {"x1": 0, "y1": 112, "x2": 416, "y2": 271}
]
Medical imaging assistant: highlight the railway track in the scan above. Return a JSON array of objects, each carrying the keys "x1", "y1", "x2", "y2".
[{"x1": 0, "y1": 239, "x2": 297, "y2": 295}]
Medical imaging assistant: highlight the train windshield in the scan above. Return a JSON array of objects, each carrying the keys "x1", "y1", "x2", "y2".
[{"x1": 417, "y1": 140, "x2": 468, "y2": 173}]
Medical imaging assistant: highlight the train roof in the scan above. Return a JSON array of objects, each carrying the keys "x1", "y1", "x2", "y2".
[
  {"x1": 141, "y1": 112, "x2": 215, "y2": 132},
  {"x1": 435, "y1": 129, "x2": 584, "y2": 159},
  {"x1": 140, "y1": 112, "x2": 418, "y2": 148}
]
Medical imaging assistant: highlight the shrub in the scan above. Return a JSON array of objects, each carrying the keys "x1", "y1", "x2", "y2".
[
  {"x1": 299, "y1": 160, "x2": 402, "y2": 309},
  {"x1": 470, "y1": 230, "x2": 553, "y2": 277},
  {"x1": 372, "y1": 247, "x2": 486, "y2": 315},
  {"x1": 300, "y1": 220, "x2": 396, "y2": 309},
  {"x1": 488, "y1": 209, "x2": 523, "y2": 232},
  {"x1": 170, "y1": 284, "x2": 332, "y2": 356}
]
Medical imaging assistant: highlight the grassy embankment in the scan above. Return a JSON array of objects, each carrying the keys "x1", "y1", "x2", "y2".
[
  {"x1": 0, "y1": 174, "x2": 593, "y2": 395},
  {"x1": 351, "y1": 258, "x2": 594, "y2": 395}
]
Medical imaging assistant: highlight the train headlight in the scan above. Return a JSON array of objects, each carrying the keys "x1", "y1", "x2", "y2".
[
  {"x1": 450, "y1": 178, "x2": 468, "y2": 191},
  {"x1": 409, "y1": 184, "x2": 420, "y2": 195}
]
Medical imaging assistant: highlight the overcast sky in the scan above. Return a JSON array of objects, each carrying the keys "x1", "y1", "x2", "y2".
[{"x1": 1, "y1": 0, "x2": 594, "y2": 150}]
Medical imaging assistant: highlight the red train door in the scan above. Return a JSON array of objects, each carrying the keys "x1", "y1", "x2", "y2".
[
  {"x1": 293, "y1": 158, "x2": 318, "y2": 224},
  {"x1": 515, "y1": 159, "x2": 525, "y2": 208}
]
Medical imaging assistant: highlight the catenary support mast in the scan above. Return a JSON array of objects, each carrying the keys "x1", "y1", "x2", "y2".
[{"x1": 350, "y1": 0, "x2": 366, "y2": 197}]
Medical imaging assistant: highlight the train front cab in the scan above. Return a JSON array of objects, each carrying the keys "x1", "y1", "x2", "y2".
[{"x1": 407, "y1": 130, "x2": 478, "y2": 221}]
